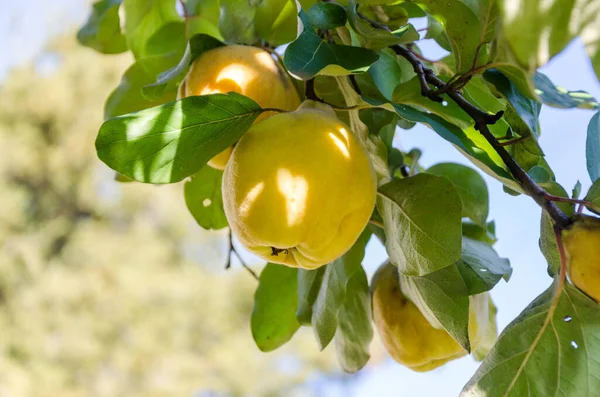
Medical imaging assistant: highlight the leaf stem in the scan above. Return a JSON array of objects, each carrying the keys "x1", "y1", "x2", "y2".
[{"x1": 368, "y1": 219, "x2": 385, "y2": 229}]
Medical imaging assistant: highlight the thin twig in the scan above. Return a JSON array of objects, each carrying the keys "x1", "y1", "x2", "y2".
[
  {"x1": 497, "y1": 135, "x2": 530, "y2": 146},
  {"x1": 388, "y1": 40, "x2": 571, "y2": 228},
  {"x1": 544, "y1": 194, "x2": 600, "y2": 214},
  {"x1": 225, "y1": 230, "x2": 233, "y2": 269},
  {"x1": 369, "y1": 219, "x2": 385, "y2": 229},
  {"x1": 231, "y1": 246, "x2": 259, "y2": 281}
]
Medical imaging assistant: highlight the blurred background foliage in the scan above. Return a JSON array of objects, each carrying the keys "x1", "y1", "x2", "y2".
[{"x1": 0, "y1": 35, "x2": 348, "y2": 397}]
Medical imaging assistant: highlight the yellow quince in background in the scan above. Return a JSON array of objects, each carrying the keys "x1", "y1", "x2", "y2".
[
  {"x1": 177, "y1": 44, "x2": 301, "y2": 170},
  {"x1": 562, "y1": 215, "x2": 600, "y2": 302},
  {"x1": 371, "y1": 262, "x2": 497, "y2": 371},
  {"x1": 222, "y1": 102, "x2": 377, "y2": 269}
]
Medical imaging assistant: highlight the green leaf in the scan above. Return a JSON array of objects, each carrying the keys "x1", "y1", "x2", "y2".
[
  {"x1": 470, "y1": 293, "x2": 498, "y2": 361},
  {"x1": 393, "y1": 77, "x2": 473, "y2": 129},
  {"x1": 369, "y1": 49, "x2": 415, "y2": 101},
  {"x1": 425, "y1": 15, "x2": 450, "y2": 51},
  {"x1": 462, "y1": 220, "x2": 497, "y2": 245},
  {"x1": 219, "y1": 0, "x2": 259, "y2": 44},
  {"x1": 457, "y1": 237, "x2": 512, "y2": 295},
  {"x1": 385, "y1": 102, "x2": 520, "y2": 192},
  {"x1": 311, "y1": 231, "x2": 370, "y2": 350},
  {"x1": 484, "y1": 69, "x2": 541, "y2": 137},
  {"x1": 497, "y1": 0, "x2": 600, "y2": 81},
  {"x1": 534, "y1": 72, "x2": 599, "y2": 110},
  {"x1": 123, "y1": 0, "x2": 180, "y2": 59},
  {"x1": 77, "y1": 0, "x2": 127, "y2": 54},
  {"x1": 96, "y1": 92, "x2": 263, "y2": 183},
  {"x1": 461, "y1": 282, "x2": 600, "y2": 396},
  {"x1": 307, "y1": 3, "x2": 347, "y2": 30},
  {"x1": 142, "y1": 34, "x2": 225, "y2": 101},
  {"x1": 377, "y1": 174, "x2": 463, "y2": 276},
  {"x1": 539, "y1": 183, "x2": 574, "y2": 276},
  {"x1": 586, "y1": 112, "x2": 600, "y2": 182},
  {"x1": 399, "y1": 265, "x2": 470, "y2": 351},
  {"x1": 347, "y1": 0, "x2": 419, "y2": 50},
  {"x1": 185, "y1": 0, "x2": 223, "y2": 39},
  {"x1": 255, "y1": 0, "x2": 298, "y2": 45},
  {"x1": 296, "y1": 267, "x2": 326, "y2": 326},
  {"x1": 104, "y1": 54, "x2": 181, "y2": 119},
  {"x1": 143, "y1": 21, "x2": 186, "y2": 58},
  {"x1": 183, "y1": 166, "x2": 228, "y2": 230},
  {"x1": 411, "y1": 0, "x2": 486, "y2": 73},
  {"x1": 573, "y1": 181, "x2": 582, "y2": 200},
  {"x1": 584, "y1": 179, "x2": 600, "y2": 215},
  {"x1": 283, "y1": 11, "x2": 379, "y2": 80},
  {"x1": 251, "y1": 263, "x2": 300, "y2": 352},
  {"x1": 334, "y1": 266, "x2": 373, "y2": 373},
  {"x1": 528, "y1": 165, "x2": 553, "y2": 183},
  {"x1": 427, "y1": 162, "x2": 489, "y2": 227}
]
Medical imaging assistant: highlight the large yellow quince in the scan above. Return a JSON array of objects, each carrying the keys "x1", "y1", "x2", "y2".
[
  {"x1": 562, "y1": 215, "x2": 600, "y2": 302},
  {"x1": 222, "y1": 103, "x2": 377, "y2": 269},
  {"x1": 371, "y1": 262, "x2": 495, "y2": 372},
  {"x1": 178, "y1": 44, "x2": 300, "y2": 170}
]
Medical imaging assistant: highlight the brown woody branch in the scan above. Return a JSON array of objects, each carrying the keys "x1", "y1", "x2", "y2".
[{"x1": 351, "y1": 9, "x2": 572, "y2": 229}]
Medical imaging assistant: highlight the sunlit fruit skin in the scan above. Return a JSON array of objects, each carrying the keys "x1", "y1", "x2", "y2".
[
  {"x1": 222, "y1": 106, "x2": 377, "y2": 269},
  {"x1": 177, "y1": 45, "x2": 301, "y2": 170},
  {"x1": 562, "y1": 215, "x2": 600, "y2": 302},
  {"x1": 372, "y1": 262, "x2": 478, "y2": 372}
]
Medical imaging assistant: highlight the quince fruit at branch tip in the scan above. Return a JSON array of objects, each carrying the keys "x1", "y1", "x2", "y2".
[
  {"x1": 562, "y1": 215, "x2": 600, "y2": 302},
  {"x1": 222, "y1": 103, "x2": 377, "y2": 269},
  {"x1": 371, "y1": 262, "x2": 496, "y2": 371},
  {"x1": 177, "y1": 44, "x2": 301, "y2": 170}
]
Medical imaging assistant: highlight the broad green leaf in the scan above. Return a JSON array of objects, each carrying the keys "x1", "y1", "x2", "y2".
[
  {"x1": 142, "y1": 34, "x2": 225, "y2": 100},
  {"x1": 358, "y1": 107, "x2": 397, "y2": 150},
  {"x1": 386, "y1": 102, "x2": 520, "y2": 192},
  {"x1": 534, "y1": 72, "x2": 599, "y2": 110},
  {"x1": 399, "y1": 265, "x2": 470, "y2": 351},
  {"x1": 219, "y1": 0, "x2": 259, "y2": 44},
  {"x1": 255, "y1": 0, "x2": 298, "y2": 45},
  {"x1": 470, "y1": 293, "x2": 498, "y2": 361},
  {"x1": 428, "y1": 162, "x2": 489, "y2": 227},
  {"x1": 463, "y1": 220, "x2": 497, "y2": 245},
  {"x1": 185, "y1": 0, "x2": 223, "y2": 39},
  {"x1": 251, "y1": 263, "x2": 300, "y2": 352},
  {"x1": 462, "y1": 282, "x2": 600, "y2": 397},
  {"x1": 497, "y1": 0, "x2": 600, "y2": 81},
  {"x1": 143, "y1": 21, "x2": 186, "y2": 58},
  {"x1": 573, "y1": 181, "x2": 582, "y2": 199},
  {"x1": 369, "y1": 48, "x2": 415, "y2": 101},
  {"x1": 283, "y1": 11, "x2": 379, "y2": 80},
  {"x1": 584, "y1": 179, "x2": 600, "y2": 215},
  {"x1": 528, "y1": 165, "x2": 553, "y2": 183},
  {"x1": 393, "y1": 77, "x2": 473, "y2": 129},
  {"x1": 104, "y1": 54, "x2": 181, "y2": 119},
  {"x1": 411, "y1": 0, "x2": 486, "y2": 73},
  {"x1": 425, "y1": 15, "x2": 450, "y2": 51},
  {"x1": 307, "y1": 2, "x2": 347, "y2": 30},
  {"x1": 123, "y1": 0, "x2": 180, "y2": 59},
  {"x1": 539, "y1": 183, "x2": 573, "y2": 276},
  {"x1": 96, "y1": 93, "x2": 262, "y2": 183},
  {"x1": 334, "y1": 267, "x2": 373, "y2": 373},
  {"x1": 586, "y1": 112, "x2": 600, "y2": 182},
  {"x1": 77, "y1": 0, "x2": 127, "y2": 54},
  {"x1": 311, "y1": 231, "x2": 370, "y2": 350},
  {"x1": 296, "y1": 267, "x2": 326, "y2": 326},
  {"x1": 183, "y1": 166, "x2": 228, "y2": 230},
  {"x1": 457, "y1": 237, "x2": 512, "y2": 295},
  {"x1": 378, "y1": 174, "x2": 463, "y2": 276},
  {"x1": 484, "y1": 69, "x2": 541, "y2": 138},
  {"x1": 347, "y1": 0, "x2": 419, "y2": 50}
]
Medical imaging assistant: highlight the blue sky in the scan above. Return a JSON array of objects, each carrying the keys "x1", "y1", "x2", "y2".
[{"x1": 2, "y1": 1, "x2": 600, "y2": 396}]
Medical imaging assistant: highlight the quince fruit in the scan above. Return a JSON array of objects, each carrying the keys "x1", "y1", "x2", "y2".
[
  {"x1": 562, "y1": 215, "x2": 600, "y2": 302},
  {"x1": 222, "y1": 103, "x2": 376, "y2": 269},
  {"x1": 371, "y1": 262, "x2": 496, "y2": 371},
  {"x1": 178, "y1": 44, "x2": 300, "y2": 170}
]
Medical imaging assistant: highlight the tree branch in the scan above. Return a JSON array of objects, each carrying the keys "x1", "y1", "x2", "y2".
[{"x1": 390, "y1": 42, "x2": 571, "y2": 228}]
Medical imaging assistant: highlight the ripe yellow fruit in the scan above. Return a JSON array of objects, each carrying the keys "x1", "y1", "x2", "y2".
[
  {"x1": 178, "y1": 45, "x2": 301, "y2": 170},
  {"x1": 562, "y1": 215, "x2": 600, "y2": 302},
  {"x1": 222, "y1": 104, "x2": 377, "y2": 269},
  {"x1": 371, "y1": 262, "x2": 488, "y2": 372}
]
